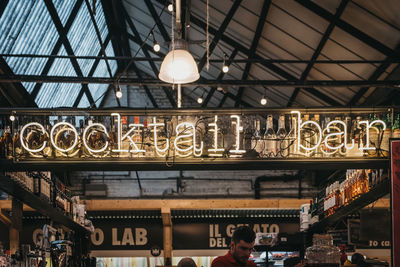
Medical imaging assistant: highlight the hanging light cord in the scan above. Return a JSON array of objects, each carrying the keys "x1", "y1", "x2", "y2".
[{"x1": 206, "y1": 0, "x2": 210, "y2": 70}]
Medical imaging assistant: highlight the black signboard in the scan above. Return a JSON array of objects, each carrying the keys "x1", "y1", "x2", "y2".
[
  {"x1": 19, "y1": 218, "x2": 163, "y2": 251},
  {"x1": 173, "y1": 221, "x2": 299, "y2": 250}
]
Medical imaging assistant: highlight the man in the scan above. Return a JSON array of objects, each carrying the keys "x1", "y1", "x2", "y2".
[
  {"x1": 177, "y1": 257, "x2": 197, "y2": 267},
  {"x1": 211, "y1": 226, "x2": 257, "y2": 267}
]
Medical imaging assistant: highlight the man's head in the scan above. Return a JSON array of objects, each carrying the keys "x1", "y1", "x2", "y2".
[
  {"x1": 177, "y1": 257, "x2": 197, "y2": 267},
  {"x1": 230, "y1": 226, "x2": 255, "y2": 265}
]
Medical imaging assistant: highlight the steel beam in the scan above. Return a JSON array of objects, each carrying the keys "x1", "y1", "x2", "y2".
[
  {"x1": 144, "y1": 0, "x2": 170, "y2": 43},
  {"x1": 350, "y1": 43, "x2": 400, "y2": 105},
  {"x1": 197, "y1": 0, "x2": 242, "y2": 72},
  {"x1": 3, "y1": 75, "x2": 399, "y2": 87},
  {"x1": 235, "y1": 0, "x2": 271, "y2": 107},
  {"x1": 190, "y1": 15, "x2": 339, "y2": 106},
  {"x1": 295, "y1": 0, "x2": 400, "y2": 58},
  {"x1": 31, "y1": 0, "x2": 83, "y2": 100},
  {"x1": 44, "y1": 0, "x2": 95, "y2": 106},
  {"x1": 288, "y1": 0, "x2": 349, "y2": 107},
  {"x1": 73, "y1": 35, "x2": 111, "y2": 107},
  {"x1": 202, "y1": 49, "x2": 238, "y2": 107},
  {"x1": 125, "y1": 11, "x2": 176, "y2": 107}
]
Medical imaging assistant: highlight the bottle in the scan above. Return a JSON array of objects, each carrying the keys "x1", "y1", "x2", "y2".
[
  {"x1": 251, "y1": 120, "x2": 263, "y2": 155},
  {"x1": 299, "y1": 114, "x2": 311, "y2": 157},
  {"x1": 348, "y1": 116, "x2": 364, "y2": 157},
  {"x1": 2, "y1": 126, "x2": 12, "y2": 159},
  {"x1": 393, "y1": 113, "x2": 400, "y2": 138},
  {"x1": 276, "y1": 115, "x2": 288, "y2": 157},
  {"x1": 263, "y1": 115, "x2": 276, "y2": 157},
  {"x1": 305, "y1": 234, "x2": 341, "y2": 266},
  {"x1": 288, "y1": 114, "x2": 298, "y2": 157}
]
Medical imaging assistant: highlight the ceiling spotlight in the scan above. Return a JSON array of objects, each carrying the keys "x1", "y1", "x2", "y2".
[
  {"x1": 116, "y1": 86, "x2": 123, "y2": 99},
  {"x1": 168, "y1": 4, "x2": 173, "y2": 12},
  {"x1": 9, "y1": 114, "x2": 15, "y2": 121},
  {"x1": 260, "y1": 96, "x2": 267, "y2": 105},
  {"x1": 197, "y1": 96, "x2": 203, "y2": 104},
  {"x1": 153, "y1": 42, "x2": 160, "y2": 52}
]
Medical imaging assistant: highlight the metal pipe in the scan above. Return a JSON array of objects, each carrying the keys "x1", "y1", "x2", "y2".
[
  {"x1": 1, "y1": 75, "x2": 399, "y2": 87},
  {"x1": 2, "y1": 54, "x2": 399, "y2": 64},
  {"x1": 177, "y1": 84, "x2": 182, "y2": 108},
  {"x1": 176, "y1": 0, "x2": 182, "y2": 39}
]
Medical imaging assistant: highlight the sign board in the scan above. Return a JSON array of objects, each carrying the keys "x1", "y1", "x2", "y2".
[
  {"x1": 173, "y1": 221, "x2": 299, "y2": 250},
  {"x1": 0, "y1": 108, "x2": 393, "y2": 165},
  {"x1": 391, "y1": 139, "x2": 400, "y2": 267},
  {"x1": 19, "y1": 218, "x2": 163, "y2": 251}
]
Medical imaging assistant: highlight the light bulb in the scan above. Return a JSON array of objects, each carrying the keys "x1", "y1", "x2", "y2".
[
  {"x1": 9, "y1": 115, "x2": 15, "y2": 121},
  {"x1": 222, "y1": 65, "x2": 229, "y2": 73},
  {"x1": 153, "y1": 43, "x2": 160, "y2": 52},
  {"x1": 116, "y1": 90, "x2": 123, "y2": 99},
  {"x1": 260, "y1": 96, "x2": 267, "y2": 105},
  {"x1": 168, "y1": 4, "x2": 173, "y2": 12},
  {"x1": 197, "y1": 96, "x2": 203, "y2": 104}
]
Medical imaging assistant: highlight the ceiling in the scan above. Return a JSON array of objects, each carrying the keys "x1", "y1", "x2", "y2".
[{"x1": 0, "y1": 0, "x2": 400, "y2": 108}]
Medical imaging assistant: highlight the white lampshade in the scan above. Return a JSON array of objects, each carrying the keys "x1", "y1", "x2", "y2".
[{"x1": 159, "y1": 42, "x2": 200, "y2": 84}]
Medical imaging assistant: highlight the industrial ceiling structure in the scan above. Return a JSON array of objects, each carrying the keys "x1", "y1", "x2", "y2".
[{"x1": 0, "y1": 0, "x2": 399, "y2": 109}]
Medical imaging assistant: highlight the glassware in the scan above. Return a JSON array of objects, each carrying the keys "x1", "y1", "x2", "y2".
[
  {"x1": 263, "y1": 115, "x2": 276, "y2": 157},
  {"x1": 306, "y1": 234, "x2": 341, "y2": 267}
]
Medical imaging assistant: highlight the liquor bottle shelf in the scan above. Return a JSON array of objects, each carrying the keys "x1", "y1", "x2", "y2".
[
  {"x1": 0, "y1": 174, "x2": 89, "y2": 235},
  {"x1": 309, "y1": 178, "x2": 390, "y2": 233}
]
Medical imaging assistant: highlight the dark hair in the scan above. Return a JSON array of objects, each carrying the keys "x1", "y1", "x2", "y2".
[
  {"x1": 177, "y1": 257, "x2": 197, "y2": 267},
  {"x1": 232, "y1": 226, "x2": 256, "y2": 244}
]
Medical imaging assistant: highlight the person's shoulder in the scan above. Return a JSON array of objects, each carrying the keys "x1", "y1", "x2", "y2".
[{"x1": 211, "y1": 256, "x2": 230, "y2": 266}]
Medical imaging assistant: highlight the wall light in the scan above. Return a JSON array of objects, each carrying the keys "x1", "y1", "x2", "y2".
[{"x1": 159, "y1": 39, "x2": 199, "y2": 84}]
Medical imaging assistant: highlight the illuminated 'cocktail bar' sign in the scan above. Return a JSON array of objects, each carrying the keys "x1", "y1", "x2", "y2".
[{"x1": 0, "y1": 108, "x2": 398, "y2": 162}]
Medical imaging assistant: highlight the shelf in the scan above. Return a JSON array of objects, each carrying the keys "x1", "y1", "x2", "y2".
[
  {"x1": 0, "y1": 174, "x2": 90, "y2": 235},
  {"x1": 309, "y1": 178, "x2": 390, "y2": 232}
]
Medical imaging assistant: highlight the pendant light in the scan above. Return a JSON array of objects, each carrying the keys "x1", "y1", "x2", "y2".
[{"x1": 158, "y1": 39, "x2": 199, "y2": 84}]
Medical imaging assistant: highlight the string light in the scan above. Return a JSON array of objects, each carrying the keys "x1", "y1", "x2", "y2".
[
  {"x1": 116, "y1": 85, "x2": 123, "y2": 99},
  {"x1": 197, "y1": 96, "x2": 203, "y2": 104},
  {"x1": 260, "y1": 96, "x2": 267, "y2": 105},
  {"x1": 151, "y1": 30, "x2": 160, "y2": 52},
  {"x1": 260, "y1": 88, "x2": 267, "y2": 105},
  {"x1": 222, "y1": 54, "x2": 229, "y2": 73},
  {"x1": 9, "y1": 114, "x2": 15, "y2": 121},
  {"x1": 168, "y1": 3, "x2": 173, "y2": 12}
]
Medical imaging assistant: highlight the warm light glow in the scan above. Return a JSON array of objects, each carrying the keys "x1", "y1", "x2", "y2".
[
  {"x1": 149, "y1": 117, "x2": 169, "y2": 155},
  {"x1": 153, "y1": 43, "x2": 161, "y2": 52},
  {"x1": 222, "y1": 65, "x2": 229, "y2": 73},
  {"x1": 197, "y1": 96, "x2": 203, "y2": 104},
  {"x1": 116, "y1": 90, "x2": 123, "y2": 99},
  {"x1": 168, "y1": 4, "x2": 173, "y2": 12},
  {"x1": 20, "y1": 122, "x2": 47, "y2": 153},
  {"x1": 359, "y1": 120, "x2": 386, "y2": 150},
  {"x1": 83, "y1": 123, "x2": 109, "y2": 153},
  {"x1": 159, "y1": 49, "x2": 200, "y2": 84},
  {"x1": 50, "y1": 122, "x2": 78, "y2": 152},
  {"x1": 229, "y1": 115, "x2": 245, "y2": 154},
  {"x1": 9, "y1": 115, "x2": 15, "y2": 121},
  {"x1": 260, "y1": 97, "x2": 267, "y2": 105},
  {"x1": 208, "y1": 115, "x2": 224, "y2": 154},
  {"x1": 174, "y1": 122, "x2": 203, "y2": 156}
]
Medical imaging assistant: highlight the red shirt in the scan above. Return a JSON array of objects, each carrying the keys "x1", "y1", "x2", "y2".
[{"x1": 211, "y1": 251, "x2": 258, "y2": 267}]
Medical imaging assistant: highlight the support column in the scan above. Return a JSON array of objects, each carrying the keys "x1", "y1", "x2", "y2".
[
  {"x1": 161, "y1": 207, "x2": 172, "y2": 266},
  {"x1": 10, "y1": 198, "x2": 22, "y2": 254}
]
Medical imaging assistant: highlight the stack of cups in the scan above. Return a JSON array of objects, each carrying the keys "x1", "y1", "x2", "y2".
[{"x1": 300, "y1": 203, "x2": 310, "y2": 231}]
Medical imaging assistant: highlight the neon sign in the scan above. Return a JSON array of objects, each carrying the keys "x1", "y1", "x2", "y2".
[{"x1": 7, "y1": 110, "x2": 390, "y2": 160}]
